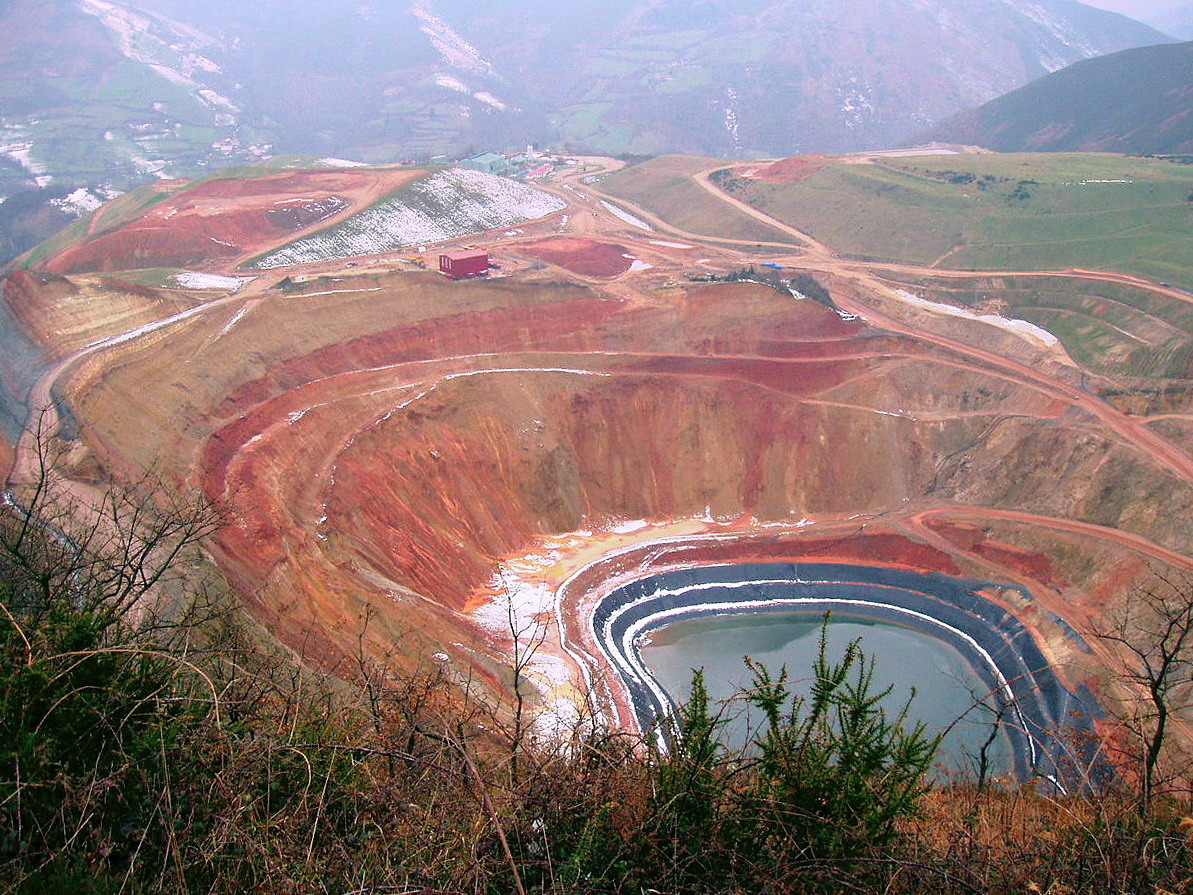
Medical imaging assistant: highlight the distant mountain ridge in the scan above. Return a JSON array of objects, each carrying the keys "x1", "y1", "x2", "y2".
[
  {"x1": 0, "y1": 0, "x2": 1173, "y2": 206},
  {"x1": 921, "y1": 40, "x2": 1193, "y2": 154},
  {"x1": 1150, "y1": 2, "x2": 1193, "y2": 39}
]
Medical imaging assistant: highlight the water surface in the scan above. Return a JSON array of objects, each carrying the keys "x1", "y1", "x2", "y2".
[{"x1": 642, "y1": 611, "x2": 1012, "y2": 776}]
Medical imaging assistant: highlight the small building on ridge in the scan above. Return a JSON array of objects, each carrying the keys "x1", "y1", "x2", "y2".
[
  {"x1": 460, "y1": 152, "x2": 508, "y2": 175},
  {"x1": 439, "y1": 250, "x2": 490, "y2": 280}
]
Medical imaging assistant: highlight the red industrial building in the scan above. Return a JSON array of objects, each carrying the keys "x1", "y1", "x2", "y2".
[{"x1": 439, "y1": 250, "x2": 490, "y2": 280}]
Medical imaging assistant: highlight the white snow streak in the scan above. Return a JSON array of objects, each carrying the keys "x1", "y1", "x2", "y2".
[
  {"x1": 892, "y1": 289, "x2": 1059, "y2": 347},
  {"x1": 600, "y1": 200, "x2": 652, "y2": 231}
]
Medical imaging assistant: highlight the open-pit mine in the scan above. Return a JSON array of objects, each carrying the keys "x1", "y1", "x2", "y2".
[{"x1": 5, "y1": 155, "x2": 1193, "y2": 781}]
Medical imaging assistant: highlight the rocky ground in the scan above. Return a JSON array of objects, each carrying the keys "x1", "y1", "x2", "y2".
[{"x1": 4, "y1": 154, "x2": 1193, "y2": 749}]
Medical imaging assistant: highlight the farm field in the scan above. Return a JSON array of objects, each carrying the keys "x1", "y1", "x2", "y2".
[
  {"x1": 601, "y1": 155, "x2": 796, "y2": 245},
  {"x1": 719, "y1": 154, "x2": 1193, "y2": 288}
]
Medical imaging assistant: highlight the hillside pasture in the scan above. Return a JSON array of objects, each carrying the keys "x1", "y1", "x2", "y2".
[
  {"x1": 722, "y1": 154, "x2": 1193, "y2": 287},
  {"x1": 601, "y1": 155, "x2": 797, "y2": 245},
  {"x1": 889, "y1": 273, "x2": 1193, "y2": 381}
]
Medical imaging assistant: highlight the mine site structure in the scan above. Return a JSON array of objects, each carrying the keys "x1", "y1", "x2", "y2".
[
  {"x1": 5, "y1": 147, "x2": 1193, "y2": 812},
  {"x1": 439, "y1": 249, "x2": 491, "y2": 280}
]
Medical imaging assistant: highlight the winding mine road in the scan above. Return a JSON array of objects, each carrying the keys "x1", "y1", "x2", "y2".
[
  {"x1": 8, "y1": 154, "x2": 1193, "y2": 760},
  {"x1": 577, "y1": 167, "x2": 1193, "y2": 493}
]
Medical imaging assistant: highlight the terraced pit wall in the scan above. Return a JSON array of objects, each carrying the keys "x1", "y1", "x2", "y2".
[{"x1": 592, "y1": 561, "x2": 1100, "y2": 786}]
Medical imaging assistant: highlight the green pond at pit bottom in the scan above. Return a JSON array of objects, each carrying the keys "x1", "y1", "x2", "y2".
[{"x1": 640, "y1": 612, "x2": 1012, "y2": 777}]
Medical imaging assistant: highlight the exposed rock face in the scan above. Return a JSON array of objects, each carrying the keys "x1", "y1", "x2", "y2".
[{"x1": 34, "y1": 271, "x2": 1190, "y2": 705}]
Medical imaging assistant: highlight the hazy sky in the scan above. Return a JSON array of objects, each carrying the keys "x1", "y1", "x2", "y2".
[{"x1": 1081, "y1": 0, "x2": 1178, "y2": 19}]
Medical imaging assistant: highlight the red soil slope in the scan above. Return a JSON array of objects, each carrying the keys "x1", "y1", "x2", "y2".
[
  {"x1": 43, "y1": 168, "x2": 422, "y2": 274},
  {"x1": 748, "y1": 155, "x2": 832, "y2": 184},
  {"x1": 0, "y1": 432, "x2": 12, "y2": 477},
  {"x1": 511, "y1": 238, "x2": 634, "y2": 277},
  {"x1": 925, "y1": 518, "x2": 1070, "y2": 591},
  {"x1": 45, "y1": 268, "x2": 1193, "y2": 714}
]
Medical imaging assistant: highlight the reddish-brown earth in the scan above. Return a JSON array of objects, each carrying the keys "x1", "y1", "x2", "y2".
[
  {"x1": 924, "y1": 518, "x2": 1069, "y2": 591},
  {"x1": 11, "y1": 157, "x2": 1193, "y2": 743},
  {"x1": 747, "y1": 155, "x2": 832, "y2": 184},
  {"x1": 43, "y1": 168, "x2": 421, "y2": 275},
  {"x1": 0, "y1": 433, "x2": 12, "y2": 476},
  {"x1": 34, "y1": 264, "x2": 1190, "y2": 722},
  {"x1": 510, "y1": 238, "x2": 635, "y2": 277}
]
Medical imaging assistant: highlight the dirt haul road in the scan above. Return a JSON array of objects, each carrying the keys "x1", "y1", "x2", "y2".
[
  {"x1": 611, "y1": 167, "x2": 1193, "y2": 492},
  {"x1": 7, "y1": 156, "x2": 1193, "y2": 751}
]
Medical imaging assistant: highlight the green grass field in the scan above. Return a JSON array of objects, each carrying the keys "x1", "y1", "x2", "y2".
[
  {"x1": 890, "y1": 273, "x2": 1193, "y2": 380},
  {"x1": 602, "y1": 155, "x2": 797, "y2": 245},
  {"x1": 722, "y1": 154, "x2": 1193, "y2": 288}
]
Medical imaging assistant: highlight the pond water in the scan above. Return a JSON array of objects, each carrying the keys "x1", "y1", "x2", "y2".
[
  {"x1": 594, "y1": 561, "x2": 1091, "y2": 786},
  {"x1": 641, "y1": 611, "x2": 1013, "y2": 777}
]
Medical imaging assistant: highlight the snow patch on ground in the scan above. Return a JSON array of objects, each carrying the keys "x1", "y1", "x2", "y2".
[
  {"x1": 628, "y1": 259, "x2": 653, "y2": 272},
  {"x1": 318, "y1": 157, "x2": 367, "y2": 168},
  {"x1": 51, "y1": 187, "x2": 117, "y2": 216},
  {"x1": 610, "y1": 519, "x2": 649, "y2": 535},
  {"x1": 892, "y1": 289, "x2": 1059, "y2": 347},
  {"x1": 1, "y1": 141, "x2": 47, "y2": 183},
  {"x1": 473, "y1": 91, "x2": 509, "y2": 111},
  {"x1": 723, "y1": 86, "x2": 742, "y2": 156},
  {"x1": 220, "y1": 306, "x2": 249, "y2": 334},
  {"x1": 79, "y1": 0, "x2": 240, "y2": 113},
  {"x1": 171, "y1": 271, "x2": 250, "y2": 291},
  {"x1": 1016, "y1": 2, "x2": 1098, "y2": 64},
  {"x1": 600, "y1": 200, "x2": 652, "y2": 231},
  {"x1": 650, "y1": 240, "x2": 693, "y2": 249},
  {"x1": 252, "y1": 168, "x2": 565, "y2": 268},
  {"x1": 411, "y1": 4, "x2": 496, "y2": 77},
  {"x1": 838, "y1": 77, "x2": 875, "y2": 130},
  {"x1": 197, "y1": 88, "x2": 238, "y2": 113},
  {"x1": 433, "y1": 73, "x2": 469, "y2": 93}
]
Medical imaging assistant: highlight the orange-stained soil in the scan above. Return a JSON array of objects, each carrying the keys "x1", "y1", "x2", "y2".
[
  {"x1": 43, "y1": 168, "x2": 422, "y2": 275},
  {"x1": 0, "y1": 433, "x2": 12, "y2": 476},
  {"x1": 510, "y1": 238, "x2": 634, "y2": 277},
  {"x1": 23, "y1": 154, "x2": 1193, "y2": 741},
  {"x1": 924, "y1": 519, "x2": 1070, "y2": 591},
  {"x1": 747, "y1": 155, "x2": 832, "y2": 184}
]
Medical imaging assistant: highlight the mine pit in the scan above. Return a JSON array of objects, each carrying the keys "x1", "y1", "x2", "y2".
[
  {"x1": 592, "y1": 561, "x2": 1097, "y2": 785},
  {"x1": 20, "y1": 202, "x2": 1193, "y2": 781}
]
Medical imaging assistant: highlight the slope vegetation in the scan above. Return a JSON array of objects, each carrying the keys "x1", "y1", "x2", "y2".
[
  {"x1": 715, "y1": 153, "x2": 1193, "y2": 287},
  {"x1": 924, "y1": 41, "x2": 1193, "y2": 154}
]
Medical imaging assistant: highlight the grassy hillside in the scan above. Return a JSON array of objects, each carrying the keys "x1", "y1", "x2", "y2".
[
  {"x1": 923, "y1": 41, "x2": 1193, "y2": 155},
  {"x1": 889, "y1": 273, "x2": 1193, "y2": 380},
  {"x1": 721, "y1": 154, "x2": 1193, "y2": 287},
  {"x1": 601, "y1": 156, "x2": 797, "y2": 245}
]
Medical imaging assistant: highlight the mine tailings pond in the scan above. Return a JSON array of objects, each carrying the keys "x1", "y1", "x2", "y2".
[{"x1": 593, "y1": 562, "x2": 1101, "y2": 787}]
